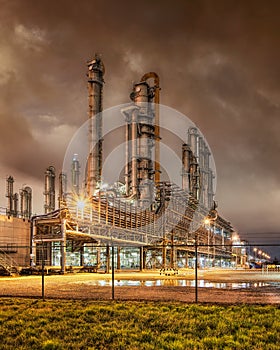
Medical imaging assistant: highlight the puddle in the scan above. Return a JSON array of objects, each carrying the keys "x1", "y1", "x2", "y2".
[{"x1": 75, "y1": 279, "x2": 275, "y2": 289}]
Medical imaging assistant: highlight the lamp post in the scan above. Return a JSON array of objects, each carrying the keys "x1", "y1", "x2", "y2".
[
  {"x1": 194, "y1": 232, "x2": 198, "y2": 303},
  {"x1": 40, "y1": 239, "x2": 45, "y2": 300},
  {"x1": 111, "y1": 244, "x2": 115, "y2": 300},
  {"x1": 110, "y1": 229, "x2": 115, "y2": 301}
]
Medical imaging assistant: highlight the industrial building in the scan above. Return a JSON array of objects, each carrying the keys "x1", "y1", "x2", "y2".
[
  {"x1": 1, "y1": 55, "x2": 241, "y2": 274},
  {"x1": 0, "y1": 177, "x2": 32, "y2": 274}
]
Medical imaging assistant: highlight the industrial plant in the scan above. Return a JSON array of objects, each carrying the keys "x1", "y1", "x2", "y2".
[{"x1": 0, "y1": 55, "x2": 249, "y2": 275}]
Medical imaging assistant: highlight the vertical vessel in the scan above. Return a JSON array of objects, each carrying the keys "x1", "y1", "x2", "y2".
[
  {"x1": 122, "y1": 72, "x2": 160, "y2": 204},
  {"x1": 44, "y1": 166, "x2": 56, "y2": 213}
]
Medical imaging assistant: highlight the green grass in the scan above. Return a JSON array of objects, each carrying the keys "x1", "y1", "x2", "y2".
[{"x1": 0, "y1": 299, "x2": 279, "y2": 349}]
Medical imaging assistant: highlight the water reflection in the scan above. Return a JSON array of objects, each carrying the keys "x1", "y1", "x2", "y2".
[{"x1": 79, "y1": 279, "x2": 273, "y2": 289}]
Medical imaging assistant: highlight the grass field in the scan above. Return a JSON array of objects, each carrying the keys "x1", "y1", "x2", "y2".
[{"x1": 0, "y1": 298, "x2": 279, "y2": 349}]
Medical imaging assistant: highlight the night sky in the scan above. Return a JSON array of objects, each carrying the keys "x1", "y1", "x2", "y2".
[{"x1": 0, "y1": 0, "x2": 279, "y2": 257}]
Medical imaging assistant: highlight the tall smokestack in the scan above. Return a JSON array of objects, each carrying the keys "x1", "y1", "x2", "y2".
[{"x1": 86, "y1": 55, "x2": 105, "y2": 197}]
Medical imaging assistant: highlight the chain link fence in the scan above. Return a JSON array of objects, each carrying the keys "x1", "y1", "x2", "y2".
[{"x1": 0, "y1": 243, "x2": 279, "y2": 303}]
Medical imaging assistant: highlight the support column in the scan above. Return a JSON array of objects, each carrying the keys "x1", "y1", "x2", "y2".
[
  {"x1": 186, "y1": 250, "x2": 189, "y2": 268},
  {"x1": 170, "y1": 234, "x2": 175, "y2": 268},
  {"x1": 105, "y1": 244, "x2": 110, "y2": 273},
  {"x1": 80, "y1": 245, "x2": 84, "y2": 267},
  {"x1": 96, "y1": 245, "x2": 101, "y2": 266},
  {"x1": 31, "y1": 221, "x2": 37, "y2": 267},
  {"x1": 143, "y1": 248, "x2": 147, "y2": 269},
  {"x1": 61, "y1": 219, "x2": 67, "y2": 274},
  {"x1": 117, "y1": 246, "x2": 121, "y2": 271},
  {"x1": 139, "y1": 246, "x2": 144, "y2": 271},
  {"x1": 162, "y1": 240, "x2": 167, "y2": 269},
  {"x1": 173, "y1": 245, "x2": 177, "y2": 269}
]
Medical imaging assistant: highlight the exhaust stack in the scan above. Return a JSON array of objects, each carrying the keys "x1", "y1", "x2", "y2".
[{"x1": 86, "y1": 55, "x2": 105, "y2": 197}]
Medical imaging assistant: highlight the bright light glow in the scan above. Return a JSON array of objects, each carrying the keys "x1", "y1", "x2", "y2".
[
  {"x1": 77, "y1": 200, "x2": 86, "y2": 209},
  {"x1": 232, "y1": 234, "x2": 239, "y2": 242},
  {"x1": 204, "y1": 218, "x2": 211, "y2": 225}
]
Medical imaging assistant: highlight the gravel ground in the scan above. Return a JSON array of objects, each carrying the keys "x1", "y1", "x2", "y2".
[{"x1": 0, "y1": 269, "x2": 279, "y2": 304}]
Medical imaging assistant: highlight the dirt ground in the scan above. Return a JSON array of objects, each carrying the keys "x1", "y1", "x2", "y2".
[{"x1": 0, "y1": 269, "x2": 279, "y2": 304}]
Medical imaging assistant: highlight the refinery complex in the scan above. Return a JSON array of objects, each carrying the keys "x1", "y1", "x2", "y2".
[{"x1": 0, "y1": 56, "x2": 253, "y2": 275}]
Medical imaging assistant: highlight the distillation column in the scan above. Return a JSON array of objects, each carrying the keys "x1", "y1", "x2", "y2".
[
  {"x1": 6, "y1": 176, "x2": 14, "y2": 217},
  {"x1": 20, "y1": 186, "x2": 32, "y2": 219},
  {"x1": 58, "y1": 172, "x2": 67, "y2": 208},
  {"x1": 187, "y1": 127, "x2": 215, "y2": 208},
  {"x1": 86, "y1": 56, "x2": 105, "y2": 197},
  {"x1": 13, "y1": 193, "x2": 18, "y2": 217},
  {"x1": 207, "y1": 169, "x2": 215, "y2": 208},
  {"x1": 182, "y1": 142, "x2": 200, "y2": 200},
  {"x1": 122, "y1": 73, "x2": 160, "y2": 203},
  {"x1": 141, "y1": 73, "x2": 160, "y2": 184},
  {"x1": 182, "y1": 143, "x2": 192, "y2": 193},
  {"x1": 198, "y1": 137, "x2": 209, "y2": 207},
  {"x1": 44, "y1": 166, "x2": 56, "y2": 214},
  {"x1": 187, "y1": 127, "x2": 201, "y2": 201},
  {"x1": 71, "y1": 154, "x2": 80, "y2": 195},
  {"x1": 188, "y1": 127, "x2": 200, "y2": 158}
]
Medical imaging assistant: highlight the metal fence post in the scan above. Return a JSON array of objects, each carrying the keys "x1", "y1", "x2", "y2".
[
  {"x1": 195, "y1": 238, "x2": 198, "y2": 303},
  {"x1": 112, "y1": 245, "x2": 115, "y2": 300}
]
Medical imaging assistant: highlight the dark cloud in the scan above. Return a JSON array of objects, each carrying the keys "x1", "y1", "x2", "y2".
[{"x1": 0, "y1": 0, "x2": 279, "y2": 248}]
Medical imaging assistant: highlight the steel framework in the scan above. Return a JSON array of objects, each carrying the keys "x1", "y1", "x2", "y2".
[{"x1": 32, "y1": 182, "x2": 233, "y2": 273}]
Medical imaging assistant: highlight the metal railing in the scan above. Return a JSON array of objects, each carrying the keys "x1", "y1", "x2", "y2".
[{"x1": 0, "y1": 247, "x2": 19, "y2": 275}]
